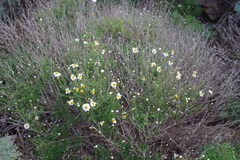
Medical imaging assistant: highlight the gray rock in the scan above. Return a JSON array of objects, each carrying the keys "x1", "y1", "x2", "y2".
[{"x1": 199, "y1": 0, "x2": 237, "y2": 22}]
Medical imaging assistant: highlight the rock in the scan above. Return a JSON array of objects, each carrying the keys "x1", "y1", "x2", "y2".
[{"x1": 199, "y1": 0, "x2": 237, "y2": 22}]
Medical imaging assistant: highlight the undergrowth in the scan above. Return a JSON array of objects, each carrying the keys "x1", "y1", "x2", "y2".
[{"x1": 0, "y1": 0, "x2": 239, "y2": 159}]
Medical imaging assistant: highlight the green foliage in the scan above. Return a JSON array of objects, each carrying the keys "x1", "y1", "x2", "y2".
[
  {"x1": 33, "y1": 133, "x2": 82, "y2": 160},
  {"x1": 199, "y1": 142, "x2": 239, "y2": 160},
  {"x1": 165, "y1": 0, "x2": 213, "y2": 39},
  {"x1": 0, "y1": 134, "x2": 22, "y2": 160},
  {"x1": 169, "y1": 12, "x2": 213, "y2": 39},
  {"x1": 96, "y1": 17, "x2": 132, "y2": 40},
  {"x1": 222, "y1": 101, "x2": 240, "y2": 124},
  {"x1": 171, "y1": 0, "x2": 202, "y2": 17}
]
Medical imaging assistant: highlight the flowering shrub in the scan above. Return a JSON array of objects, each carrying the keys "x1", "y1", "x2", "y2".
[{"x1": 0, "y1": 0, "x2": 238, "y2": 159}]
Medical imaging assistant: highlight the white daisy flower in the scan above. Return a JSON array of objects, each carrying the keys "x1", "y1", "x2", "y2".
[
  {"x1": 77, "y1": 73, "x2": 83, "y2": 80},
  {"x1": 176, "y1": 71, "x2": 181, "y2": 80},
  {"x1": 199, "y1": 91, "x2": 204, "y2": 97},
  {"x1": 65, "y1": 88, "x2": 71, "y2": 94},
  {"x1": 82, "y1": 103, "x2": 91, "y2": 112},
  {"x1": 100, "y1": 121, "x2": 105, "y2": 126},
  {"x1": 192, "y1": 71, "x2": 197, "y2": 77},
  {"x1": 111, "y1": 118, "x2": 117, "y2": 124},
  {"x1": 116, "y1": 93, "x2": 122, "y2": 100},
  {"x1": 53, "y1": 72, "x2": 61, "y2": 77},
  {"x1": 71, "y1": 75, "x2": 77, "y2": 81},
  {"x1": 111, "y1": 82, "x2": 117, "y2": 89},
  {"x1": 70, "y1": 64, "x2": 79, "y2": 68},
  {"x1": 157, "y1": 66, "x2": 162, "y2": 72},
  {"x1": 132, "y1": 47, "x2": 138, "y2": 53},
  {"x1": 67, "y1": 100, "x2": 74, "y2": 105},
  {"x1": 152, "y1": 49, "x2": 157, "y2": 54},
  {"x1": 163, "y1": 52, "x2": 169, "y2": 57},
  {"x1": 209, "y1": 90, "x2": 213, "y2": 94},
  {"x1": 102, "y1": 49, "x2": 106, "y2": 54},
  {"x1": 90, "y1": 101, "x2": 96, "y2": 107},
  {"x1": 151, "y1": 62, "x2": 156, "y2": 67},
  {"x1": 24, "y1": 123, "x2": 30, "y2": 129}
]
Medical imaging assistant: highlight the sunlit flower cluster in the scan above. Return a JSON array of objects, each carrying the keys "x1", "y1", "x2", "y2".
[{"x1": 52, "y1": 42, "x2": 214, "y2": 149}]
